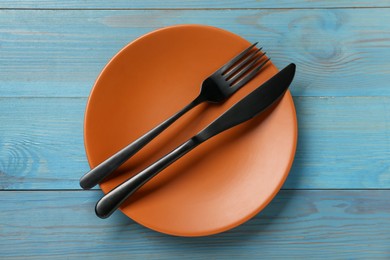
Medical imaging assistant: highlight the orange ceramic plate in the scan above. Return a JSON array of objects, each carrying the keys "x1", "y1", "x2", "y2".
[{"x1": 84, "y1": 24, "x2": 297, "y2": 237}]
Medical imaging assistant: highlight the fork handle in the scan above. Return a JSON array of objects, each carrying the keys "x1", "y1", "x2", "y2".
[
  {"x1": 95, "y1": 137, "x2": 201, "y2": 218},
  {"x1": 79, "y1": 95, "x2": 204, "y2": 190}
]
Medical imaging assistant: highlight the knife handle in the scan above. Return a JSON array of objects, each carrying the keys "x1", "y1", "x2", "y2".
[
  {"x1": 95, "y1": 137, "x2": 200, "y2": 219},
  {"x1": 79, "y1": 96, "x2": 203, "y2": 190}
]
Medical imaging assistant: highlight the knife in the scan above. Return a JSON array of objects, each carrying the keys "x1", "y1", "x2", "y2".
[{"x1": 95, "y1": 63, "x2": 296, "y2": 219}]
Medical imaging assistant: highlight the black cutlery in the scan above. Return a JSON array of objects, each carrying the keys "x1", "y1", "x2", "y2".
[
  {"x1": 80, "y1": 43, "x2": 270, "y2": 190},
  {"x1": 95, "y1": 63, "x2": 296, "y2": 218}
]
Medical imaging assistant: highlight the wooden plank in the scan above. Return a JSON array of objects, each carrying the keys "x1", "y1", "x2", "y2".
[
  {"x1": 1, "y1": 0, "x2": 390, "y2": 9},
  {"x1": 0, "y1": 97, "x2": 389, "y2": 189},
  {"x1": 285, "y1": 96, "x2": 390, "y2": 189},
  {"x1": 1, "y1": 9, "x2": 390, "y2": 97},
  {"x1": 0, "y1": 98, "x2": 89, "y2": 189},
  {"x1": 0, "y1": 190, "x2": 389, "y2": 259}
]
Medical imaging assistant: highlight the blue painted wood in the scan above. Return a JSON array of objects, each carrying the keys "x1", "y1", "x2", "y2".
[
  {"x1": 1, "y1": 9, "x2": 390, "y2": 97},
  {"x1": 0, "y1": 190, "x2": 389, "y2": 259},
  {"x1": 0, "y1": 97, "x2": 389, "y2": 189},
  {"x1": 1, "y1": 1, "x2": 389, "y2": 258},
  {"x1": 0, "y1": 98, "x2": 89, "y2": 189},
  {"x1": 1, "y1": 0, "x2": 390, "y2": 9},
  {"x1": 286, "y1": 96, "x2": 390, "y2": 189}
]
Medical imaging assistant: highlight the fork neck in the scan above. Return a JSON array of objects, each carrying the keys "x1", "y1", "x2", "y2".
[
  {"x1": 166, "y1": 94, "x2": 205, "y2": 127},
  {"x1": 191, "y1": 93, "x2": 207, "y2": 107},
  {"x1": 180, "y1": 94, "x2": 206, "y2": 114}
]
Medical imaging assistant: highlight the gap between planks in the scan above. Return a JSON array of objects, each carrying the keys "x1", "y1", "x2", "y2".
[{"x1": 1, "y1": 7, "x2": 390, "y2": 11}]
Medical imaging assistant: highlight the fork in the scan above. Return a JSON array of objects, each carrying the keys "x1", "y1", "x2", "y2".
[{"x1": 80, "y1": 42, "x2": 270, "y2": 189}]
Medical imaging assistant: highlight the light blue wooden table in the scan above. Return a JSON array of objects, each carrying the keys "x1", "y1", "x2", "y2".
[{"x1": 1, "y1": 1, "x2": 389, "y2": 259}]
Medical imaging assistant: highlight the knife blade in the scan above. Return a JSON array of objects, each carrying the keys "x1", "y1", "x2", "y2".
[{"x1": 95, "y1": 63, "x2": 296, "y2": 218}]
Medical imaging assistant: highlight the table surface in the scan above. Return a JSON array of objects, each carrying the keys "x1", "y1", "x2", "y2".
[{"x1": 1, "y1": 1, "x2": 389, "y2": 259}]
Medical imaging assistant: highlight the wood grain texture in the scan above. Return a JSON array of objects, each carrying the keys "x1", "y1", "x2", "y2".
[
  {"x1": 1, "y1": 1, "x2": 389, "y2": 258},
  {"x1": 0, "y1": 97, "x2": 389, "y2": 189},
  {"x1": 1, "y1": 0, "x2": 390, "y2": 9},
  {"x1": 1, "y1": 9, "x2": 390, "y2": 97},
  {"x1": 287, "y1": 96, "x2": 390, "y2": 189},
  {"x1": 0, "y1": 190, "x2": 389, "y2": 259},
  {"x1": 0, "y1": 98, "x2": 89, "y2": 189}
]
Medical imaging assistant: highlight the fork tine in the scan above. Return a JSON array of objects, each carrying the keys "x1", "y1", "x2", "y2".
[
  {"x1": 227, "y1": 52, "x2": 266, "y2": 84},
  {"x1": 218, "y1": 42, "x2": 258, "y2": 74},
  {"x1": 232, "y1": 58, "x2": 271, "y2": 90},
  {"x1": 223, "y1": 47, "x2": 262, "y2": 79}
]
